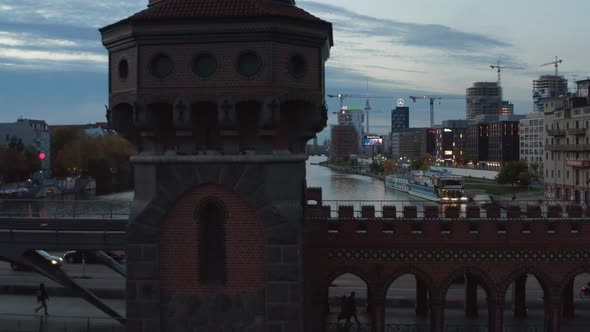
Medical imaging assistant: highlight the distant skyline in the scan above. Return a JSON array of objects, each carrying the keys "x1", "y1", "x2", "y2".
[{"x1": 1, "y1": 0, "x2": 589, "y2": 139}]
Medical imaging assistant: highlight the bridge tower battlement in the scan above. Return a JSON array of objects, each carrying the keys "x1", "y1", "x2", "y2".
[{"x1": 100, "y1": 1, "x2": 332, "y2": 331}]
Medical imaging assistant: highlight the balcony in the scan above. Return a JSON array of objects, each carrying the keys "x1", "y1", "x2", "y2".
[
  {"x1": 567, "y1": 128, "x2": 587, "y2": 135},
  {"x1": 545, "y1": 144, "x2": 590, "y2": 152},
  {"x1": 546, "y1": 129, "x2": 566, "y2": 136},
  {"x1": 566, "y1": 160, "x2": 590, "y2": 168}
]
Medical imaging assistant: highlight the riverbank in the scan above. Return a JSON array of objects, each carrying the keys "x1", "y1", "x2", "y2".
[{"x1": 319, "y1": 163, "x2": 385, "y2": 180}]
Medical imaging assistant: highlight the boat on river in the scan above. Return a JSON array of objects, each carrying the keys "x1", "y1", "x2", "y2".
[{"x1": 385, "y1": 168, "x2": 469, "y2": 203}]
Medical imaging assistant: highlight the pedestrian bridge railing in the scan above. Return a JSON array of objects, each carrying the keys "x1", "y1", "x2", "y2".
[{"x1": 0, "y1": 200, "x2": 131, "y2": 220}]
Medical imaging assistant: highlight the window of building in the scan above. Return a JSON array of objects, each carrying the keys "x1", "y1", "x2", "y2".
[{"x1": 195, "y1": 197, "x2": 228, "y2": 285}]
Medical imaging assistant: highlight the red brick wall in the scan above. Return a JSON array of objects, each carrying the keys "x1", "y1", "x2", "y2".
[{"x1": 160, "y1": 183, "x2": 265, "y2": 295}]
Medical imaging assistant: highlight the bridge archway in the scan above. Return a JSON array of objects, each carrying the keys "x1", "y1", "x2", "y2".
[
  {"x1": 383, "y1": 268, "x2": 436, "y2": 330},
  {"x1": 500, "y1": 268, "x2": 551, "y2": 332},
  {"x1": 324, "y1": 271, "x2": 372, "y2": 331},
  {"x1": 559, "y1": 266, "x2": 590, "y2": 331},
  {"x1": 441, "y1": 267, "x2": 496, "y2": 331}
]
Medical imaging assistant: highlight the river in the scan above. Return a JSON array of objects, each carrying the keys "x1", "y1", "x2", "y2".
[{"x1": 98, "y1": 155, "x2": 414, "y2": 202}]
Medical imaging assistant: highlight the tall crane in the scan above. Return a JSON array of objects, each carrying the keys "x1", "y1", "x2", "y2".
[
  {"x1": 490, "y1": 60, "x2": 523, "y2": 87},
  {"x1": 540, "y1": 56, "x2": 563, "y2": 76},
  {"x1": 327, "y1": 94, "x2": 396, "y2": 133},
  {"x1": 409, "y1": 95, "x2": 465, "y2": 128}
]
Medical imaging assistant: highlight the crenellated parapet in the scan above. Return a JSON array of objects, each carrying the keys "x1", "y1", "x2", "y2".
[
  {"x1": 304, "y1": 188, "x2": 590, "y2": 332},
  {"x1": 304, "y1": 188, "x2": 590, "y2": 249}
]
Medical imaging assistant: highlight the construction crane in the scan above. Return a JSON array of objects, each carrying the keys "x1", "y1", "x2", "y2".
[
  {"x1": 409, "y1": 95, "x2": 465, "y2": 128},
  {"x1": 490, "y1": 60, "x2": 523, "y2": 87},
  {"x1": 327, "y1": 94, "x2": 396, "y2": 134},
  {"x1": 540, "y1": 56, "x2": 563, "y2": 76}
]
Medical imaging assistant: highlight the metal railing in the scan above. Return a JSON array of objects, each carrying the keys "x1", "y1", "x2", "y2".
[
  {"x1": 0, "y1": 200, "x2": 131, "y2": 220},
  {"x1": 0, "y1": 313, "x2": 124, "y2": 332},
  {"x1": 326, "y1": 323, "x2": 371, "y2": 331},
  {"x1": 386, "y1": 324, "x2": 429, "y2": 332}
]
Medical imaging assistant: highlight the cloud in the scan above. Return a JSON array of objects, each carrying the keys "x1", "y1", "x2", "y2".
[{"x1": 299, "y1": 2, "x2": 510, "y2": 52}]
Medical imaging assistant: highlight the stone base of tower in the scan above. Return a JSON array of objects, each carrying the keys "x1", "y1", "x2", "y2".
[{"x1": 125, "y1": 154, "x2": 308, "y2": 332}]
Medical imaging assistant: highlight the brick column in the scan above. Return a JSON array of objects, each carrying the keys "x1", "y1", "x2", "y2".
[
  {"x1": 372, "y1": 298, "x2": 385, "y2": 332},
  {"x1": 464, "y1": 275, "x2": 478, "y2": 317},
  {"x1": 416, "y1": 278, "x2": 429, "y2": 317},
  {"x1": 487, "y1": 297, "x2": 504, "y2": 332},
  {"x1": 513, "y1": 275, "x2": 527, "y2": 318},
  {"x1": 545, "y1": 301, "x2": 562, "y2": 332},
  {"x1": 430, "y1": 301, "x2": 445, "y2": 332},
  {"x1": 562, "y1": 279, "x2": 575, "y2": 319}
]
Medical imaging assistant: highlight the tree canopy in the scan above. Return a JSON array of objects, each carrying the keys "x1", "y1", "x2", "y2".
[{"x1": 496, "y1": 160, "x2": 530, "y2": 186}]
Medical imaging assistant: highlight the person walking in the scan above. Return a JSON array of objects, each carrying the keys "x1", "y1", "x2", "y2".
[
  {"x1": 346, "y1": 292, "x2": 360, "y2": 326},
  {"x1": 34, "y1": 283, "x2": 49, "y2": 315}
]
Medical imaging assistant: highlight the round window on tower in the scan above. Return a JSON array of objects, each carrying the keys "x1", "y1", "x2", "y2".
[
  {"x1": 192, "y1": 52, "x2": 217, "y2": 79},
  {"x1": 150, "y1": 53, "x2": 174, "y2": 79},
  {"x1": 288, "y1": 53, "x2": 307, "y2": 79},
  {"x1": 236, "y1": 51, "x2": 261, "y2": 78},
  {"x1": 118, "y1": 59, "x2": 129, "y2": 81}
]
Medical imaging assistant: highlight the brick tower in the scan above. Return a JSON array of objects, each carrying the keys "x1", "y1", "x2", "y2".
[{"x1": 100, "y1": 0, "x2": 332, "y2": 331}]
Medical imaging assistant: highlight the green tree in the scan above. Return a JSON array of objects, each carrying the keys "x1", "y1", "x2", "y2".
[
  {"x1": 0, "y1": 144, "x2": 41, "y2": 181},
  {"x1": 497, "y1": 160, "x2": 529, "y2": 186},
  {"x1": 51, "y1": 127, "x2": 85, "y2": 175}
]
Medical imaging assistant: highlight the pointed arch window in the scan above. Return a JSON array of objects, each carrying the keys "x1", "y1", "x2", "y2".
[{"x1": 195, "y1": 197, "x2": 228, "y2": 285}]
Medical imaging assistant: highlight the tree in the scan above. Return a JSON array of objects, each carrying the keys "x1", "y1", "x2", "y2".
[
  {"x1": 51, "y1": 127, "x2": 85, "y2": 175},
  {"x1": 411, "y1": 153, "x2": 433, "y2": 171},
  {"x1": 0, "y1": 143, "x2": 41, "y2": 181},
  {"x1": 496, "y1": 160, "x2": 529, "y2": 186},
  {"x1": 383, "y1": 160, "x2": 397, "y2": 174}
]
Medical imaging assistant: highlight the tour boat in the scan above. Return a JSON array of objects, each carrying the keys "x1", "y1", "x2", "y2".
[{"x1": 385, "y1": 168, "x2": 468, "y2": 203}]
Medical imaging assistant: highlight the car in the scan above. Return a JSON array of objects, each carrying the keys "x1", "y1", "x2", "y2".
[
  {"x1": 62, "y1": 250, "x2": 125, "y2": 264},
  {"x1": 10, "y1": 250, "x2": 63, "y2": 271}
]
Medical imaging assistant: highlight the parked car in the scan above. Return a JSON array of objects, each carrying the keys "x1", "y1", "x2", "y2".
[
  {"x1": 10, "y1": 250, "x2": 63, "y2": 271},
  {"x1": 62, "y1": 250, "x2": 125, "y2": 264}
]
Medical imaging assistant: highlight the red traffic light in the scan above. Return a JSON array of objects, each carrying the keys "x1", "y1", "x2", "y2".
[{"x1": 39, "y1": 152, "x2": 46, "y2": 160}]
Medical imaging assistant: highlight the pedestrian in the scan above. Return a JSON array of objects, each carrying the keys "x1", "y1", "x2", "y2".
[
  {"x1": 34, "y1": 283, "x2": 49, "y2": 315},
  {"x1": 336, "y1": 295, "x2": 348, "y2": 323},
  {"x1": 346, "y1": 292, "x2": 360, "y2": 326}
]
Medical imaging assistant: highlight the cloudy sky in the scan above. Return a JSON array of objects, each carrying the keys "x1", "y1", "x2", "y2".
[{"x1": 1, "y1": 0, "x2": 589, "y2": 140}]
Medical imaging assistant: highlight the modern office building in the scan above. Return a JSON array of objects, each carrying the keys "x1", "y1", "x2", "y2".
[
  {"x1": 391, "y1": 106, "x2": 409, "y2": 134},
  {"x1": 520, "y1": 112, "x2": 545, "y2": 180},
  {"x1": 466, "y1": 82, "x2": 502, "y2": 119},
  {"x1": 390, "y1": 128, "x2": 435, "y2": 161},
  {"x1": 435, "y1": 120, "x2": 468, "y2": 165},
  {"x1": 488, "y1": 120, "x2": 520, "y2": 163},
  {"x1": 465, "y1": 123, "x2": 489, "y2": 165},
  {"x1": 0, "y1": 118, "x2": 50, "y2": 170},
  {"x1": 500, "y1": 101, "x2": 514, "y2": 116},
  {"x1": 330, "y1": 124, "x2": 359, "y2": 158},
  {"x1": 533, "y1": 75, "x2": 568, "y2": 113},
  {"x1": 544, "y1": 79, "x2": 590, "y2": 203},
  {"x1": 337, "y1": 106, "x2": 364, "y2": 149}
]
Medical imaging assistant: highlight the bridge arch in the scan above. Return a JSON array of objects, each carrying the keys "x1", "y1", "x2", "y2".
[
  {"x1": 439, "y1": 266, "x2": 498, "y2": 301},
  {"x1": 498, "y1": 265, "x2": 554, "y2": 300},
  {"x1": 382, "y1": 266, "x2": 437, "y2": 301}
]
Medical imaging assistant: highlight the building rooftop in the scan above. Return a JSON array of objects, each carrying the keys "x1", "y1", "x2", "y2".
[{"x1": 127, "y1": 0, "x2": 327, "y2": 23}]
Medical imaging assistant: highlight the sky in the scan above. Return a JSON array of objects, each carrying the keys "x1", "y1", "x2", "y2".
[{"x1": 1, "y1": 0, "x2": 589, "y2": 141}]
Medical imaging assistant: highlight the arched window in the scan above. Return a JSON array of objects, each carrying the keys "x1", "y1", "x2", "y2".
[{"x1": 195, "y1": 197, "x2": 228, "y2": 285}]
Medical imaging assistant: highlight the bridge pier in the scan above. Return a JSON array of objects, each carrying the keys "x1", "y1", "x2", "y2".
[
  {"x1": 546, "y1": 301, "x2": 562, "y2": 332},
  {"x1": 415, "y1": 278, "x2": 429, "y2": 317},
  {"x1": 464, "y1": 275, "x2": 478, "y2": 317},
  {"x1": 562, "y1": 279, "x2": 575, "y2": 319},
  {"x1": 487, "y1": 298, "x2": 504, "y2": 332},
  {"x1": 372, "y1": 299, "x2": 385, "y2": 332},
  {"x1": 429, "y1": 301, "x2": 444, "y2": 332},
  {"x1": 513, "y1": 275, "x2": 527, "y2": 318}
]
